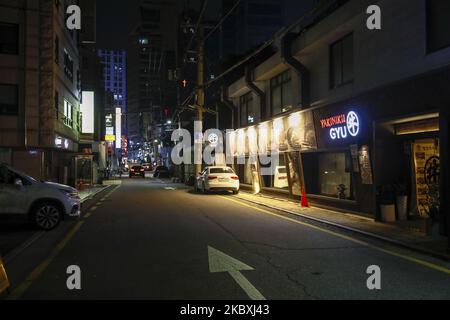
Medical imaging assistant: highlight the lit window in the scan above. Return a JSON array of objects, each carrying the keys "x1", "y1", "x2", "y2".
[{"x1": 63, "y1": 99, "x2": 73, "y2": 127}]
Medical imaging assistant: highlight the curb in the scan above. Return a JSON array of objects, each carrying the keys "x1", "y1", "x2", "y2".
[
  {"x1": 235, "y1": 193, "x2": 450, "y2": 262},
  {"x1": 80, "y1": 185, "x2": 113, "y2": 204}
]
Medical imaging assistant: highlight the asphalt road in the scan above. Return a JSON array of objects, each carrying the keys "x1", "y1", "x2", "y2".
[{"x1": 3, "y1": 178, "x2": 450, "y2": 300}]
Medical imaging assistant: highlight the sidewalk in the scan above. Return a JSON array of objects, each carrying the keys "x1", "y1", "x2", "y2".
[{"x1": 235, "y1": 191, "x2": 450, "y2": 261}]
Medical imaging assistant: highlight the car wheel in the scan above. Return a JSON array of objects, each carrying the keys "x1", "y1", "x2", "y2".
[
  {"x1": 233, "y1": 190, "x2": 239, "y2": 195},
  {"x1": 32, "y1": 202, "x2": 62, "y2": 230}
]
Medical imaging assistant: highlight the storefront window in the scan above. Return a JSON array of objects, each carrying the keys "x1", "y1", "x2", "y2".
[
  {"x1": 260, "y1": 154, "x2": 288, "y2": 190},
  {"x1": 270, "y1": 70, "x2": 292, "y2": 116},
  {"x1": 318, "y1": 152, "x2": 352, "y2": 199},
  {"x1": 244, "y1": 158, "x2": 257, "y2": 185}
]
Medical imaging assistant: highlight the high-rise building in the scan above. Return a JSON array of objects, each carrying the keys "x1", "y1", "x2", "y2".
[
  {"x1": 0, "y1": 0, "x2": 83, "y2": 185},
  {"x1": 97, "y1": 50, "x2": 127, "y2": 115},
  {"x1": 127, "y1": 0, "x2": 179, "y2": 144},
  {"x1": 220, "y1": 0, "x2": 317, "y2": 59},
  {"x1": 97, "y1": 49, "x2": 127, "y2": 155}
]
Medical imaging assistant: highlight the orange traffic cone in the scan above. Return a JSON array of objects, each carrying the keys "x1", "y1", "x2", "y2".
[{"x1": 301, "y1": 186, "x2": 309, "y2": 208}]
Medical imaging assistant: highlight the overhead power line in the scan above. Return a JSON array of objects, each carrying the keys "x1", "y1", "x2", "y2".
[
  {"x1": 204, "y1": 0, "x2": 242, "y2": 41},
  {"x1": 182, "y1": 0, "x2": 209, "y2": 65}
]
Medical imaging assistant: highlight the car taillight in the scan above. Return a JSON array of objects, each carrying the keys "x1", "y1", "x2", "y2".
[
  {"x1": 231, "y1": 176, "x2": 239, "y2": 180},
  {"x1": 208, "y1": 176, "x2": 218, "y2": 180},
  {"x1": 131, "y1": 169, "x2": 135, "y2": 172}
]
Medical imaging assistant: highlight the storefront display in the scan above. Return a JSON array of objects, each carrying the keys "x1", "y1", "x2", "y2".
[
  {"x1": 413, "y1": 139, "x2": 440, "y2": 217},
  {"x1": 358, "y1": 145, "x2": 373, "y2": 185},
  {"x1": 318, "y1": 152, "x2": 352, "y2": 199}
]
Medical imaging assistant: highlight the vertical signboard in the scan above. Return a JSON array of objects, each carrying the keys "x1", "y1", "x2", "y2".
[
  {"x1": 115, "y1": 108, "x2": 122, "y2": 149},
  {"x1": 413, "y1": 140, "x2": 440, "y2": 217},
  {"x1": 358, "y1": 145, "x2": 373, "y2": 185},
  {"x1": 105, "y1": 114, "x2": 115, "y2": 142},
  {"x1": 80, "y1": 91, "x2": 95, "y2": 134}
]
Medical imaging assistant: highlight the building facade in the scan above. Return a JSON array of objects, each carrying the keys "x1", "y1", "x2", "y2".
[
  {"x1": 0, "y1": 0, "x2": 82, "y2": 186},
  {"x1": 127, "y1": 0, "x2": 178, "y2": 147},
  {"x1": 97, "y1": 49, "x2": 127, "y2": 115},
  {"x1": 224, "y1": 0, "x2": 450, "y2": 237},
  {"x1": 79, "y1": 44, "x2": 111, "y2": 185}
]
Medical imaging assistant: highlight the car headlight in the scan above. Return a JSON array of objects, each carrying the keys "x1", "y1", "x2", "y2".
[{"x1": 59, "y1": 189, "x2": 80, "y2": 199}]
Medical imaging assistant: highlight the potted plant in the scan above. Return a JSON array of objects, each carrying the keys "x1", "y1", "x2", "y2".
[
  {"x1": 337, "y1": 184, "x2": 347, "y2": 200},
  {"x1": 378, "y1": 184, "x2": 396, "y2": 223},
  {"x1": 393, "y1": 181, "x2": 408, "y2": 221},
  {"x1": 426, "y1": 183, "x2": 440, "y2": 237}
]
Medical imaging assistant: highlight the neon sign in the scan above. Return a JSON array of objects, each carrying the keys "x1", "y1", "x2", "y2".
[{"x1": 320, "y1": 111, "x2": 360, "y2": 140}]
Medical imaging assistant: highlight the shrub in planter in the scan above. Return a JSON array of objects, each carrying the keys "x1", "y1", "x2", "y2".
[
  {"x1": 378, "y1": 185, "x2": 396, "y2": 223},
  {"x1": 426, "y1": 184, "x2": 440, "y2": 223},
  {"x1": 393, "y1": 182, "x2": 408, "y2": 221},
  {"x1": 425, "y1": 184, "x2": 440, "y2": 237},
  {"x1": 337, "y1": 184, "x2": 347, "y2": 200}
]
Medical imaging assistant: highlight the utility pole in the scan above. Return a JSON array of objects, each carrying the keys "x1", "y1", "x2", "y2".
[{"x1": 195, "y1": 23, "x2": 205, "y2": 176}]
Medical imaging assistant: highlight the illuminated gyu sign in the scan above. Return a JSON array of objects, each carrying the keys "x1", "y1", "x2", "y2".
[{"x1": 321, "y1": 111, "x2": 360, "y2": 140}]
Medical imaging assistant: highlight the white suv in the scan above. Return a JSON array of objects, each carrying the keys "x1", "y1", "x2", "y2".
[{"x1": 0, "y1": 164, "x2": 81, "y2": 230}]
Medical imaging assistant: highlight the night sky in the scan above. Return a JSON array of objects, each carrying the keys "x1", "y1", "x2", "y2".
[{"x1": 96, "y1": 0, "x2": 318, "y2": 50}]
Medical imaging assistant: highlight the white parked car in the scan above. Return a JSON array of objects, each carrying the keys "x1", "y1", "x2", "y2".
[
  {"x1": 0, "y1": 164, "x2": 81, "y2": 230},
  {"x1": 195, "y1": 166, "x2": 240, "y2": 195}
]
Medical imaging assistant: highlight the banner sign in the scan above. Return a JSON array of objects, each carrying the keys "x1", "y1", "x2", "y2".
[
  {"x1": 358, "y1": 145, "x2": 373, "y2": 185},
  {"x1": 0, "y1": 256, "x2": 10, "y2": 295},
  {"x1": 413, "y1": 141, "x2": 440, "y2": 217}
]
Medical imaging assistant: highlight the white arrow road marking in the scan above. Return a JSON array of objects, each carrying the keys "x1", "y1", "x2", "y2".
[
  {"x1": 208, "y1": 246, "x2": 266, "y2": 300},
  {"x1": 164, "y1": 187, "x2": 176, "y2": 190}
]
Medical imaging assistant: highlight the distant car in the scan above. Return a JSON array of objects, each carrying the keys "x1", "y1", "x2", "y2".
[
  {"x1": 274, "y1": 166, "x2": 289, "y2": 189},
  {"x1": 142, "y1": 163, "x2": 152, "y2": 171},
  {"x1": 0, "y1": 164, "x2": 81, "y2": 230},
  {"x1": 129, "y1": 165, "x2": 145, "y2": 178},
  {"x1": 195, "y1": 166, "x2": 240, "y2": 194},
  {"x1": 153, "y1": 166, "x2": 170, "y2": 178}
]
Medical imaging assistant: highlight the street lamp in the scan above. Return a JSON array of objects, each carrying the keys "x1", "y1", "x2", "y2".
[{"x1": 167, "y1": 120, "x2": 172, "y2": 125}]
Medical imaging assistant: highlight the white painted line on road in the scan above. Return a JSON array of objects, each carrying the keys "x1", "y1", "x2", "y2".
[
  {"x1": 3, "y1": 186, "x2": 114, "y2": 265},
  {"x1": 219, "y1": 196, "x2": 450, "y2": 276},
  {"x1": 8, "y1": 221, "x2": 85, "y2": 300},
  {"x1": 6, "y1": 184, "x2": 122, "y2": 299},
  {"x1": 164, "y1": 187, "x2": 176, "y2": 190},
  {"x1": 208, "y1": 246, "x2": 266, "y2": 301}
]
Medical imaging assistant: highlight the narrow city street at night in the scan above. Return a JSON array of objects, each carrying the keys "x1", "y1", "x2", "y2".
[
  {"x1": 1, "y1": 0, "x2": 450, "y2": 312},
  {"x1": 3, "y1": 176, "x2": 449, "y2": 301}
]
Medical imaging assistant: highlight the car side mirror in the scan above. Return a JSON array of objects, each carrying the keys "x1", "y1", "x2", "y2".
[{"x1": 14, "y1": 178, "x2": 23, "y2": 189}]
